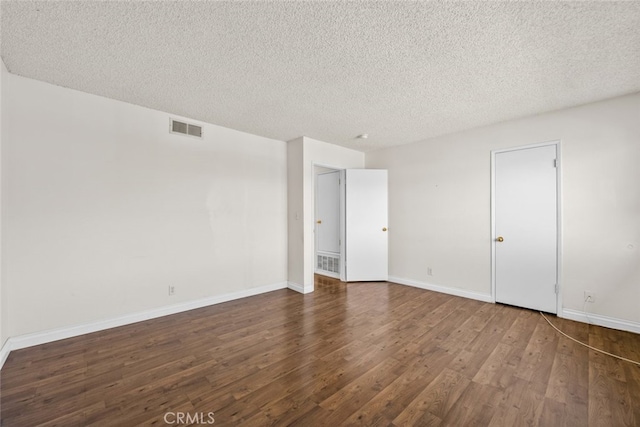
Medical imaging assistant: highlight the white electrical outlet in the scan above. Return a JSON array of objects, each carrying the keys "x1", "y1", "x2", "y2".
[
  {"x1": 584, "y1": 291, "x2": 595, "y2": 303},
  {"x1": 169, "y1": 285, "x2": 175, "y2": 296},
  {"x1": 427, "y1": 267, "x2": 433, "y2": 276}
]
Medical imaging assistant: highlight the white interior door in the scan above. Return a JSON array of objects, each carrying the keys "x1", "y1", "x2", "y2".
[
  {"x1": 315, "y1": 171, "x2": 341, "y2": 277},
  {"x1": 494, "y1": 144, "x2": 558, "y2": 313},
  {"x1": 343, "y1": 169, "x2": 388, "y2": 282}
]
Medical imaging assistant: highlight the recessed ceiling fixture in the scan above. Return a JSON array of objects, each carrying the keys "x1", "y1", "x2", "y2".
[{"x1": 356, "y1": 134, "x2": 369, "y2": 139}]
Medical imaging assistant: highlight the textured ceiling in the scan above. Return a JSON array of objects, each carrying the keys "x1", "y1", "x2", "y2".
[{"x1": 2, "y1": 1, "x2": 639, "y2": 151}]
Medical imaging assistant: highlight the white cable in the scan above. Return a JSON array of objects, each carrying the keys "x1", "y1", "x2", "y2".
[{"x1": 539, "y1": 311, "x2": 640, "y2": 367}]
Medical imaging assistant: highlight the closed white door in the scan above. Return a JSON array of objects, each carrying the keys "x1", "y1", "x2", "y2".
[
  {"x1": 343, "y1": 169, "x2": 388, "y2": 282},
  {"x1": 494, "y1": 144, "x2": 558, "y2": 313}
]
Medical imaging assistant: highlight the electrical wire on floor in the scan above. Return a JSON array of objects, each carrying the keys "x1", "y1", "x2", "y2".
[{"x1": 539, "y1": 311, "x2": 640, "y2": 367}]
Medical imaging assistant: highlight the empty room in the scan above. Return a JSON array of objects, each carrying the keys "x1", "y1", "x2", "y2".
[{"x1": 1, "y1": 1, "x2": 639, "y2": 426}]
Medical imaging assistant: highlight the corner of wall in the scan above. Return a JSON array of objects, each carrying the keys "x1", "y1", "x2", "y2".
[
  {"x1": 0, "y1": 58, "x2": 8, "y2": 351},
  {"x1": 301, "y1": 137, "x2": 365, "y2": 288},
  {"x1": 287, "y1": 281, "x2": 313, "y2": 294},
  {"x1": 286, "y1": 138, "x2": 305, "y2": 286}
]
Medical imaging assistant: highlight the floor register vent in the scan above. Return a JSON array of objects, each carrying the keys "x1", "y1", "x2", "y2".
[
  {"x1": 170, "y1": 118, "x2": 203, "y2": 138},
  {"x1": 317, "y1": 254, "x2": 340, "y2": 274}
]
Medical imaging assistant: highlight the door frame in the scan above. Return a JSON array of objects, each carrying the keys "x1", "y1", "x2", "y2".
[{"x1": 490, "y1": 140, "x2": 563, "y2": 315}]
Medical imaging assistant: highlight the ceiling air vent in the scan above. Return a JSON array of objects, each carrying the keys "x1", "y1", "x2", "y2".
[{"x1": 170, "y1": 118, "x2": 203, "y2": 139}]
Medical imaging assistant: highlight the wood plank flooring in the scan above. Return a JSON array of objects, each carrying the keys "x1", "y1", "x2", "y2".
[{"x1": 2, "y1": 275, "x2": 639, "y2": 426}]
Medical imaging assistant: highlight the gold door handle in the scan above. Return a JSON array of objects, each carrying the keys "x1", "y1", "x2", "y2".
[
  {"x1": 382, "y1": 227, "x2": 388, "y2": 232},
  {"x1": 317, "y1": 220, "x2": 322, "y2": 224},
  {"x1": 496, "y1": 236, "x2": 504, "y2": 242}
]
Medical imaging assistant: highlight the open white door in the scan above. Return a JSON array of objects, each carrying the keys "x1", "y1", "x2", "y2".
[
  {"x1": 494, "y1": 144, "x2": 558, "y2": 313},
  {"x1": 343, "y1": 169, "x2": 388, "y2": 282}
]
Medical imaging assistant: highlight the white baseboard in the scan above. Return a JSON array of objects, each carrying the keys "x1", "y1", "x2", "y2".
[
  {"x1": 287, "y1": 281, "x2": 314, "y2": 294},
  {"x1": 561, "y1": 309, "x2": 640, "y2": 334},
  {"x1": 388, "y1": 276, "x2": 493, "y2": 303},
  {"x1": 0, "y1": 281, "x2": 288, "y2": 370},
  {"x1": 0, "y1": 339, "x2": 11, "y2": 369}
]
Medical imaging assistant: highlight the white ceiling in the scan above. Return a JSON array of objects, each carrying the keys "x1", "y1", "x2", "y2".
[{"x1": 2, "y1": 1, "x2": 639, "y2": 152}]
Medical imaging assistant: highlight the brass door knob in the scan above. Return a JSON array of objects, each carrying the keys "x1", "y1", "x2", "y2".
[
  {"x1": 382, "y1": 227, "x2": 388, "y2": 232},
  {"x1": 317, "y1": 220, "x2": 322, "y2": 224},
  {"x1": 496, "y1": 236, "x2": 504, "y2": 242}
]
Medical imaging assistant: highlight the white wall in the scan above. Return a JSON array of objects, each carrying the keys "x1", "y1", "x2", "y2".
[
  {"x1": 0, "y1": 59, "x2": 7, "y2": 347},
  {"x1": 287, "y1": 136, "x2": 364, "y2": 292},
  {"x1": 366, "y1": 93, "x2": 640, "y2": 327},
  {"x1": 3, "y1": 74, "x2": 288, "y2": 338},
  {"x1": 287, "y1": 137, "x2": 304, "y2": 288}
]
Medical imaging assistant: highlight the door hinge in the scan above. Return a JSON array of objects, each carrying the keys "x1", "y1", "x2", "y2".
[
  {"x1": 554, "y1": 284, "x2": 559, "y2": 294},
  {"x1": 553, "y1": 159, "x2": 557, "y2": 168}
]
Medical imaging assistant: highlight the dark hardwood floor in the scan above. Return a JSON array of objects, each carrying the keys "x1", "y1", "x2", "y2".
[{"x1": 2, "y1": 276, "x2": 639, "y2": 426}]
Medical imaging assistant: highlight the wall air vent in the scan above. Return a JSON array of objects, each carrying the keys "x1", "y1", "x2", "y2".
[{"x1": 170, "y1": 118, "x2": 203, "y2": 139}]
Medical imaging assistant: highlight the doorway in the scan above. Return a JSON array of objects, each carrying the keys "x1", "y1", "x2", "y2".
[
  {"x1": 314, "y1": 168, "x2": 389, "y2": 282},
  {"x1": 492, "y1": 142, "x2": 560, "y2": 313},
  {"x1": 315, "y1": 169, "x2": 341, "y2": 279}
]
